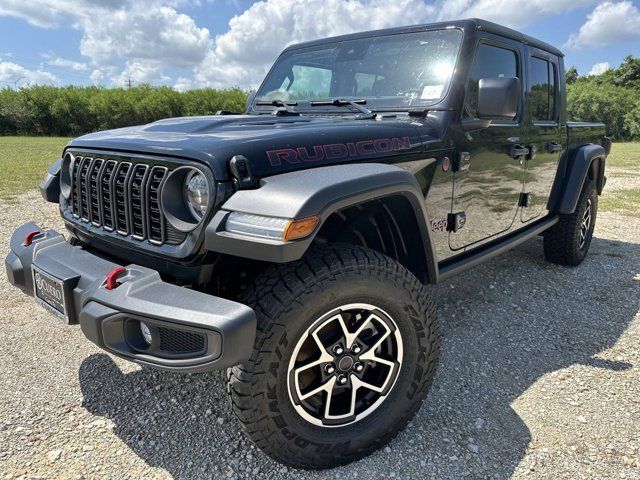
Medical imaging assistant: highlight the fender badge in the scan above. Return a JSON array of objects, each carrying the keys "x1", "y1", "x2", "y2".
[{"x1": 441, "y1": 157, "x2": 451, "y2": 172}]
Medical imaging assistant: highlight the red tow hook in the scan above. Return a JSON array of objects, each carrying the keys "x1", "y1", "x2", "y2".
[
  {"x1": 23, "y1": 230, "x2": 41, "y2": 246},
  {"x1": 105, "y1": 266, "x2": 127, "y2": 290}
]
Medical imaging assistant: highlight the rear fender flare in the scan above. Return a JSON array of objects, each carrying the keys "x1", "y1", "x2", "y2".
[
  {"x1": 555, "y1": 144, "x2": 606, "y2": 214},
  {"x1": 205, "y1": 162, "x2": 438, "y2": 283}
]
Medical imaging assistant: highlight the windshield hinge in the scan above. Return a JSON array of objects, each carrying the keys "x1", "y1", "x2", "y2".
[
  {"x1": 229, "y1": 155, "x2": 258, "y2": 189},
  {"x1": 256, "y1": 100, "x2": 299, "y2": 116},
  {"x1": 407, "y1": 109, "x2": 430, "y2": 117}
]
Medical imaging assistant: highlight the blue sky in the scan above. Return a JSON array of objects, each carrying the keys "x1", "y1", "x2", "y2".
[{"x1": 0, "y1": 0, "x2": 638, "y2": 90}]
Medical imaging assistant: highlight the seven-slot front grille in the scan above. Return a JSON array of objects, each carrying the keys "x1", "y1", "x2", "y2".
[{"x1": 69, "y1": 155, "x2": 171, "y2": 245}]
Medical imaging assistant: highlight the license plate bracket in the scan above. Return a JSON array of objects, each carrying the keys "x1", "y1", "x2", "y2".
[{"x1": 32, "y1": 265, "x2": 75, "y2": 323}]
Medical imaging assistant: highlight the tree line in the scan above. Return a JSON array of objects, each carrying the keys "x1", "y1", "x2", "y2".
[
  {"x1": 566, "y1": 55, "x2": 640, "y2": 140},
  {"x1": 0, "y1": 55, "x2": 639, "y2": 139},
  {"x1": 0, "y1": 85, "x2": 247, "y2": 136}
]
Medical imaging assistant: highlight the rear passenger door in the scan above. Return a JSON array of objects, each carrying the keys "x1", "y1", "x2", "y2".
[{"x1": 521, "y1": 51, "x2": 561, "y2": 222}]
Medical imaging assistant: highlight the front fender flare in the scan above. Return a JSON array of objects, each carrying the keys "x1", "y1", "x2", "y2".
[{"x1": 205, "y1": 162, "x2": 438, "y2": 282}]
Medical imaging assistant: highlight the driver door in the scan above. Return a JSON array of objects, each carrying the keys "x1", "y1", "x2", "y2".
[{"x1": 450, "y1": 39, "x2": 526, "y2": 251}]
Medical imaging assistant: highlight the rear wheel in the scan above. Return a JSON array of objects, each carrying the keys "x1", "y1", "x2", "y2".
[
  {"x1": 544, "y1": 180, "x2": 597, "y2": 266},
  {"x1": 226, "y1": 244, "x2": 440, "y2": 468}
]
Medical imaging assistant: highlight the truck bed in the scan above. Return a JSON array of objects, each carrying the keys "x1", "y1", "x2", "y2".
[{"x1": 566, "y1": 122, "x2": 607, "y2": 150}]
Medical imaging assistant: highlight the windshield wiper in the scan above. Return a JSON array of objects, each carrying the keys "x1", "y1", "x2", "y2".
[
  {"x1": 255, "y1": 99, "x2": 299, "y2": 116},
  {"x1": 309, "y1": 98, "x2": 376, "y2": 119}
]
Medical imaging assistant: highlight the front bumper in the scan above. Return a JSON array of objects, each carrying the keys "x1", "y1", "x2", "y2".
[{"x1": 5, "y1": 222, "x2": 256, "y2": 373}]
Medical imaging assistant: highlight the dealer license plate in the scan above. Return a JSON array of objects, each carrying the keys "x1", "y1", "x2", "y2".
[{"x1": 32, "y1": 265, "x2": 68, "y2": 320}]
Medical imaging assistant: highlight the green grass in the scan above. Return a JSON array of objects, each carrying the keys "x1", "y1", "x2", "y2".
[
  {"x1": 606, "y1": 142, "x2": 639, "y2": 169},
  {"x1": 599, "y1": 142, "x2": 640, "y2": 216},
  {"x1": 600, "y1": 188, "x2": 640, "y2": 216},
  {"x1": 0, "y1": 136, "x2": 70, "y2": 201}
]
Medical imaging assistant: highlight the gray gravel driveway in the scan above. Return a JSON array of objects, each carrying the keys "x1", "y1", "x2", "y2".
[{"x1": 0, "y1": 192, "x2": 638, "y2": 479}]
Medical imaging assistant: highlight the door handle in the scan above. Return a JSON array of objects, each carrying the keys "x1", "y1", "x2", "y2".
[
  {"x1": 546, "y1": 142, "x2": 562, "y2": 153},
  {"x1": 509, "y1": 145, "x2": 530, "y2": 159}
]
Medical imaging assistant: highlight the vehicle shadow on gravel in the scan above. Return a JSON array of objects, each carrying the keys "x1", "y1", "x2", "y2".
[{"x1": 78, "y1": 235, "x2": 639, "y2": 479}]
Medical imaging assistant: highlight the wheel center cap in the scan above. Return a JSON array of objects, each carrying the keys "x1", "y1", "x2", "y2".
[{"x1": 338, "y1": 355, "x2": 354, "y2": 371}]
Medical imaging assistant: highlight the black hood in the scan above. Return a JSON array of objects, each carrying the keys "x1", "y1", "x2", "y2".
[{"x1": 67, "y1": 114, "x2": 444, "y2": 180}]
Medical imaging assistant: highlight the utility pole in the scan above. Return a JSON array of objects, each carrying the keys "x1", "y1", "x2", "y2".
[{"x1": 125, "y1": 77, "x2": 133, "y2": 89}]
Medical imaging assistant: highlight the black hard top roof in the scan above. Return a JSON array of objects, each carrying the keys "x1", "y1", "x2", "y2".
[{"x1": 285, "y1": 18, "x2": 564, "y2": 58}]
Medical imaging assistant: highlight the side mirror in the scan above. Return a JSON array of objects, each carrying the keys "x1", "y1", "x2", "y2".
[
  {"x1": 477, "y1": 77, "x2": 520, "y2": 119},
  {"x1": 245, "y1": 91, "x2": 257, "y2": 112}
]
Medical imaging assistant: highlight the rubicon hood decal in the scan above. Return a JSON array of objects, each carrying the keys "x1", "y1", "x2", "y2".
[{"x1": 266, "y1": 137, "x2": 412, "y2": 166}]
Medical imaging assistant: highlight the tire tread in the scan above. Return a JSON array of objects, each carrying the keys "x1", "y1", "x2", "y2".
[
  {"x1": 544, "y1": 180, "x2": 597, "y2": 266},
  {"x1": 226, "y1": 243, "x2": 440, "y2": 468}
]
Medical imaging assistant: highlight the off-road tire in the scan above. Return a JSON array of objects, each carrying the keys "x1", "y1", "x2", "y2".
[
  {"x1": 544, "y1": 180, "x2": 597, "y2": 266},
  {"x1": 226, "y1": 244, "x2": 440, "y2": 469}
]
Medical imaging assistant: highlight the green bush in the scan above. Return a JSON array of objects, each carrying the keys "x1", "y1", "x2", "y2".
[
  {"x1": 566, "y1": 55, "x2": 640, "y2": 141},
  {"x1": 567, "y1": 82, "x2": 639, "y2": 140},
  {"x1": 0, "y1": 88, "x2": 33, "y2": 134},
  {"x1": 0, "y1": 85, "x2": 248, "y2": 136}
]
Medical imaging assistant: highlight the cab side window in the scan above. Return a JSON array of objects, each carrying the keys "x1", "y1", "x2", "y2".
[
  {"x1": 529, "y1": 57, "x2": 557, "y2": 122},
  {"x1": 466, "y1": 43, "x2": 519, "y2": 119}
]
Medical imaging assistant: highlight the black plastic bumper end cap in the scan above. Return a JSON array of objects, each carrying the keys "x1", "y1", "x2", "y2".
[
  {"x1": 39, "y1": 174, "x2": 61, "y2": 204},
  {"x1": 5, "y1": 251, "x2": 26, "y2": 291}
]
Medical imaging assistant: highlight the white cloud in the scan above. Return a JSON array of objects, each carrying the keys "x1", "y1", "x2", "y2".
[
  {"x1": 444, "y1": 0, "x2": 596, "y2": 28},
  {"x1": 0, "y1": 0, "x2": 64, "y2": 28},
  {"x1": 174, "y1": 76, "x2": 193, "y2": 92},
  {"x1": 78, "y1": 4, "x2": 210, "y2": 68},
  {"x1": 111, "y1": 61, "x2": 171, "y2": 86},
  {"x1": 44, "y1": 55, "x2": 88, "y2": 72},
  {"x1": 0, "y1": 0, "x2": 211, "y2": 86},
  {"x1": 90, "y1": 69, "x2": 105, "y2": 85},
  {"x1": 588, "y1": 61, "x2": 611, "y2": 76},
  {"x1": 565, "y1": 1, "x2": 640, "y2": 49},
  {"x1": 0, "y1": 59, "x2": 57, "y2": 86}
]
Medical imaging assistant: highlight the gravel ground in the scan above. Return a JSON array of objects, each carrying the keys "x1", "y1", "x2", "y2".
[{"x1": 0, "y1": 191, "x2": 638, "y2": 480}]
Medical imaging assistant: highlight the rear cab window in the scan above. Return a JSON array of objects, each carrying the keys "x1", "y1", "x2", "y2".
[{"x1": 528, "y1": 56, "x2": 558, "y2": 123}]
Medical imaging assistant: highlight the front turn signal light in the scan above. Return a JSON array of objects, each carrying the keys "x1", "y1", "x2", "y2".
[
  {"x1": 283, "y1": 216, "x2": 319, "y2": 241},
  {"x1": 225, "y1": 212, "x2": 319, "y2": 241}
]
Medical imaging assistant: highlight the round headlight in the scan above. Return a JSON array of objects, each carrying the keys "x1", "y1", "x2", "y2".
[
  {"x1": 161, "y1": 166, "x2": 215, "y2": 232},
  {"x1": 184, "y1": 170, "x2": 209, "y2": 220}
]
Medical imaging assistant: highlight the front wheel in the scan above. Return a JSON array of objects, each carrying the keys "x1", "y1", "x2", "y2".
[{"x1": 226, "y1": 245, "x2": 440, "y2": 468}]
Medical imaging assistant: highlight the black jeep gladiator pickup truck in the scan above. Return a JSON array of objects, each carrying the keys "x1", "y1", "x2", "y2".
[{"x1": 6, "y1": 19, "x2": 609, "y2": 468}]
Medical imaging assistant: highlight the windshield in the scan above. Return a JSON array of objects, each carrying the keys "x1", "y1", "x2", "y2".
[{"x1": 256, "y1": 28, "x2": 463, "y2": 110}]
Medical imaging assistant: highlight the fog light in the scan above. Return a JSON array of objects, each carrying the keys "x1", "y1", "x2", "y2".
[{"x1": 140, "y1": 321, "x2": 153, "y2": 345}]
